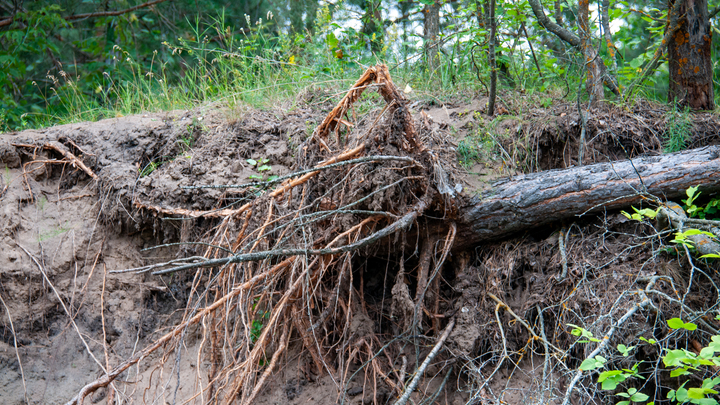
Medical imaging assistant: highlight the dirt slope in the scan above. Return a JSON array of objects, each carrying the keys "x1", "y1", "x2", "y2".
[{"x1": 1, "y1": 89, "x2": 720, "y2": 405}]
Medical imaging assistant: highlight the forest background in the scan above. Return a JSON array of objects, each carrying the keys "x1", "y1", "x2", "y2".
[{"x1": 0, "y1": 0, "x2": 718, "y2": 133}]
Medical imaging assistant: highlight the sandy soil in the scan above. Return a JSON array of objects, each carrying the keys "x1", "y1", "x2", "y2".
[{"x1": 1, "y1": 93, "x2": 719, "y2": 405}]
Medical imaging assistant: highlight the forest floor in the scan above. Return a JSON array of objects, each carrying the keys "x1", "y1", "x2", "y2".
[{"x1": 2, "y1": 67, "x2": 720, "y2": 405}]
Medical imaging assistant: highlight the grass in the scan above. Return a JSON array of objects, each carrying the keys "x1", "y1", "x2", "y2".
[
  {"x1": 10, "y1": 6, "x2": 697, "y2": 134},
  {"x1": 663, "y1": 106, "x2": 693, "y2": 152}
]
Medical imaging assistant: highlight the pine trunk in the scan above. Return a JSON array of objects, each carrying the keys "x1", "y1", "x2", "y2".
[{"x1": 667, "y1": 0, "x2": 714, "y2": 110}]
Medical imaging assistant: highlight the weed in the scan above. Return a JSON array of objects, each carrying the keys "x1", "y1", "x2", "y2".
[
  {"x1": 38, "y1": 222, "x2": 72, "y2": 242},
  {"x1": 246, "y1": 158, "x2": 276, "y2": 181},
  {"x1": 140, "y1": 161, "x2": 160, "y2": 177},
  {"x1": 663, "y1": 106, "x2": 692, "y2": 152},
  {"x1": 36, "y1": 195, "x2": 47, "y2": 211}
]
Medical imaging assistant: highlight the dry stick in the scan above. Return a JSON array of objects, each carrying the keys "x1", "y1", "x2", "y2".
[
  {"x1": 473, "y1": 303, "x2": 508, "y2": 399},
  {"x1": 13, "y1": 142, "x2": 98, "y2": 179},
  {"x1": 537, "y1": 304, "x2": 551, "y2": 404},
  {"x1": 150, "y1": 198, "x2": 428, "y2": 275},
  {"x1": 230, "y1": 219, "x2": 379, "y2": 404},
  {"x1": 487, "y1": 293, "x2": 564, "y2": 354},
  {"x1": 64, "y1": 258, "x2": 293, "y2": 405},
  {"x1": 393, "y1": 318, "x2": 456, "y2": 405},
  {"x1": 557, "y1": 227, "x2": 569, "y2": 281},
  {"x1": 0, "y1": 291, "x2": 29, "y2": 404},
  {"x1": 560, "y1": 297, "x2": 651, "y2": 405},
  {"x1": 182, "y1": 155, "x2": 417, "y2": 190},
  {"x1": 100, "y1": 264, "x2": 116, "y2": 405},
  {"x1": 19, "y1": 245, "x2": 107, "y2": 374},
  {"x1": 242, "y1": 324, "x2": 290, "y2": 405}
]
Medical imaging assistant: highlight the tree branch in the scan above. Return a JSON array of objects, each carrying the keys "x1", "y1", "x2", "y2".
[{"x1": 0, "y1": 0, "x2": 168, "y2": 28}]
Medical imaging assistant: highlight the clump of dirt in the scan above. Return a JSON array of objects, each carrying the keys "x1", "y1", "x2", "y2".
[{"x1": 1, "y1": 67, "x2": 720, "y2": 405}]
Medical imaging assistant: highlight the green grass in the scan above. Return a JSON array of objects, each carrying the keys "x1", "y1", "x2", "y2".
[{"x1": 663, "y1": 106, "x2": 693, "y2": 153}]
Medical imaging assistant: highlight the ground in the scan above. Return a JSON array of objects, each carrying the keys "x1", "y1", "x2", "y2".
[{"x1": 1, "y1": 79, "x2": 720, "y2": 405}]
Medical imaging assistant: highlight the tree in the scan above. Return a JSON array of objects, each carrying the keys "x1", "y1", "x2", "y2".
[
  {"x1": 359, "y1": 0, "x2": 384, "y2": 53},
  {"x1": 667, "y1": 0, "x2": 715, "y2": 110},
  {"x1": 423, "y1": 0, "x2": 441, "y2": 72}
]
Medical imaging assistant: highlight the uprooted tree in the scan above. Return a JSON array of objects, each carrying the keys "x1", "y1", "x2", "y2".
[{"x1": 46, "y1": 65, "x2": 720, "y2": 405}]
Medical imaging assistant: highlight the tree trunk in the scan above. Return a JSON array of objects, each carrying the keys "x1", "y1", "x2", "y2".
[
  {"x1": 361, "y1": 0, "x2": 383, "y2": 54},
  {"x1": 578, "y1": 0, "x2": 604, "y2": 103},
  {"x1": 454, "y1": 146, "x2": 720, "y2": 249},
  {"x1": 667, "y1": 0, "x2": 714, "y2": 110},
  {"x1": 486, "y1": 0, "x2": 497, "y2": 114},
  {"x1": 423, "y1": 1, "x2": 441, "y2": 72}
]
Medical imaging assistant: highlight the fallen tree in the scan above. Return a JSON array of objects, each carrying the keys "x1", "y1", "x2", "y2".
[
  {"x1": 4, "y1": 65, "x2": 720, "y2": 405},
  {"x1": 456, "y1": 145, "x2": 720, "y2": 248}
]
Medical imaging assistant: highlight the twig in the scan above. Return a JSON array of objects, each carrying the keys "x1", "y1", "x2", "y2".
[
  {"x1": 0, "y1": 0, "x2": 167, "y2": 27},
  {"x1": 148, "y1": 198, "x2": 428, "y2": 275},
  {"x1": 560, "y1": 297, "x2": 650, "y2": 405},
  {"x1": 393, "y1": 318, "x2": 455, "y2": 405},
  {"x1": 137, "y1": 144, "x2": 366, "y2": 218},
  {"x1": 0, "y1": 290, "x2": 29, "y2": 404},
  {"x1": 487, "y1": 293, "x2": 564, "y2": 354},
  {"x1": 557, "y1": 227, "x2": 569, "y2": 281},
  {"x1": 19, "y1": 244, "x2": 107, "y2": 374},
  {"x1": 64, "y1": 259, "x2": 294, "y2": 405},
  {"x1": 13, "y1": 142, "x2": 97, "y2": 180}
]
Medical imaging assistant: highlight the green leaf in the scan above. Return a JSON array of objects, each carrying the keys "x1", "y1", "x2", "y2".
[
  {"x1": 630, "y1": 391, "x2": 649, "y2": 402},
  {"x1": 688, "y1": 387, "x2": 718, "y2": 399},
  {"x1": 617, "y1": 344, "x2": 635, "y2": 356},
  {"x1": 257, "y1": 164, "x2": 271, "y2": 172},
  {"x1": 579, "y1": 355, "x2": 606, "y2": 371},
  {"x1": 667, "y1": 318, "x2": 685, "y2": 329},
  {"x1": 246, "y1": 159, "x2": 257, "y2": 166},
  {"x1": 670, "y1": 367, "x2": 691, "y2": 377},
  {"x1": 639, "y1": 336, "x2": 657, "y2": 345}
]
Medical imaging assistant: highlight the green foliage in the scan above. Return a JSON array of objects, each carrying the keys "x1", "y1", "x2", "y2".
[
  {"x1": 664, "y1": 107, "x2": 693, "y2": 153},
  {"x1": 247, "y1": 158, "x2": 276, "y2": 181},
  {"x1": 682, "y1": 186, "x2": 720, "y2": 220},
  {"x1": 571, "y1": 318, "x2": 720, "y2": 405},
  {"x1": 621, "y1": 206, "x2": 658, "y2": 221}
]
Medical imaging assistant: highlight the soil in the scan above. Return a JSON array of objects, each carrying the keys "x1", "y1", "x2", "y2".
[{"x1": 1, "y1": 85, "x2": 720, "y2": 405}]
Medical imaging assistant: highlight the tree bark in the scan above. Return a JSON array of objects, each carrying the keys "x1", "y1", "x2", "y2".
[
  {"x1": 486, "y1": 0, "x2": 497, "y2": 115},
  {"x1": 527, "y1": 0, "x2": 620, "y2": 98},
  {"x1": 454, "y1": 146, "x2": 720, "y2": 249},
  {"x1": 667, "y1": 0, "x2": 714, "y2": 110},
  {"x1": 423, "y1": 1, "x2": 441, "y2": 72},
  {"x1": 578, "y1": 0, "x2": 604, "y2": 102}
]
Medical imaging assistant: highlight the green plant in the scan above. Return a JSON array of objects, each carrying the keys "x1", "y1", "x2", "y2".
[
  {"x1": 664, "y1": 106, "x2": 693, "y2": 153},
  {"x1": 682, "y1": 186, "x2": 720, "y2": 220},
  {"x1": 140, "y1": 161, "x2": 160, "y2": 177},
  {"x1": 572, "y1": 318, "x2": 720, "y2": 405},
  {"x1": 246, "y1": 158, "x2": 276, "y2": 181}
]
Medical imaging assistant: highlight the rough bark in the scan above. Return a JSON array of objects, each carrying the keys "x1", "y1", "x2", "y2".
[
  {"x1": 423, "y1": 0, "x2": 441, "y2": 72},
  {"x1": 578, "y1": 0, "x2": 604, "y2": 102},
  {"x1": 486, "y1": 0, "x2": 497, "y2": 115},
  {"x1": 454, "y1": 146, "x2": 720, "y2": 249},
  {"x1": 667, "y1": 0, "x2": 714, "y2": 110},
  {"x1": 527, "y1": 0, "x2": 620, "y2": 97}
]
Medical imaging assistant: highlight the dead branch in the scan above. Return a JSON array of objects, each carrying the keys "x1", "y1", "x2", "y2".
[
  {"x1": 393, "y1": 318, "x2": 455, "y2": 405},
  {"x1": 13, "y1": 142, "x2": 98, "y2": 179}
]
